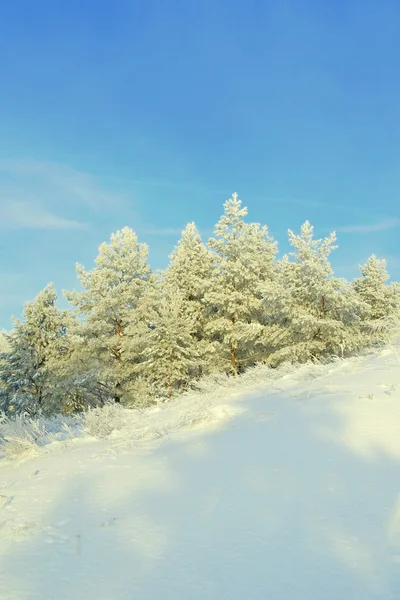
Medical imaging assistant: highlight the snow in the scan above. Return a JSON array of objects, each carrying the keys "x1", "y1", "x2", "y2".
[{"x1": 1, "y1": 345, "x2": 400, "y2": 599}]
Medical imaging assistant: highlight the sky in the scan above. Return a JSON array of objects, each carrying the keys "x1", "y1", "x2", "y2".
[{"x1": 0, "y1": 0, "x2": 399, "y2": 329}]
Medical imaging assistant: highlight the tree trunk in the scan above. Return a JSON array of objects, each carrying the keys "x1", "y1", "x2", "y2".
[
  {"x1": 230, "y1": 346, "x2": 238, "y2": 375},
  {"x1": 313, "y1": 296, "x2": 326, "y2": 340},
  {"x1": 230, "y1": 316, "x2": 238, "y2": 375},
  {"x1": 114, "y1": 381, "x2": 121, "y2": 403}
]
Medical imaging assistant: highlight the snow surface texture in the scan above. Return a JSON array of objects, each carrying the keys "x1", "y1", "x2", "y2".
[{"x1": 1, "y1": 344, "x2": 400, "y2": 599}]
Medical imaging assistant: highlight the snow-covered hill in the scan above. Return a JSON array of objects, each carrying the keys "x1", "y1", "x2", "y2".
[{"x1": 1, "y1": 345, "x2": 400, "y2": 599}]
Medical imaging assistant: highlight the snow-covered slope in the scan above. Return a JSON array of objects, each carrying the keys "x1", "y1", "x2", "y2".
[{"x1": 1, "y1": 345, "x2": 400, "y2": 599}]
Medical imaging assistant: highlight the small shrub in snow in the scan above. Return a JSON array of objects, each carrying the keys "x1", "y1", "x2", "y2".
[
  {"x1": 0, "y1": 413, "x2": 81, "y2": 461},
  {"x1": 0, "y1": 417, "x2": 47, "y2": 461},
  {"x1": 82, "y1": 403, "x2": 128, "y2": 438}
]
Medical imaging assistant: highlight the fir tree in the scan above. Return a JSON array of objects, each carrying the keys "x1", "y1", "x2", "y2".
[
  {"x1": 1, "y1": 195, "x2": 399, "y2": 416},
  {"x1": 0, "y1": 331, "x2": 10, "y2": 412},
  {"x1": 0, "y1": 330, "x2": 9, "y2": 353},
  {"x1": 0, "y1": 284, "x2": 73, "y2": 415},
  {"x1": 64, "y1": 227, "x2": 155, "y2": 405},
  {"x1": 352, "y1": 255, "x2": 400, "y2": 343},
  {"x1": 163, "y1": 222, "x2": 214, "y2": 368},
  {"x1": 263, "y1": 222, "x2": 367, "y2": 364},
  {"x1": 205, "y1": 193, "x2": 278, "y2": 374},
  {"x1": 130, "y1": 283, "x2": 203, "y2": 397}
]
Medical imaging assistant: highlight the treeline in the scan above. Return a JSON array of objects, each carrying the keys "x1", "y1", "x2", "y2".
[{"x1": 1, "y1": 194, "x2": 399, "y2": 416}]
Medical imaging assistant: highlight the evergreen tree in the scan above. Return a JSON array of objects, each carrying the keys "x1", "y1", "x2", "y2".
[
  {"x1": 0, "y1": 331, "x2": 10, "y2": 413},
  {"x1": 1, "y1": 197, "x2": 399, "y2": 417},
  {"x1": 0, "y1": 284, "x2": 73, "y2": 415},
  {"x1": 50, "y1": 325, "x2": 110, "y2": 413},
  {"x1": 262, "y1": 222, "x2": 367, "y2": 364},
  {"x1": 130, "y1": 283, "x2": 203, "y2": 397},
  {"x1": 64, "y1": 227, "x2": 155, "y2": 405},
  {"x1": 205, "y1": 193, "x2": 278, "y2": 374},
  {"x1": 163, "y1": 222, "x2": 214, "y2": 367},
  {"x1": 352, "y1": 255, "x2": 400, "y2": 343},
  {"x1": 0, "y1": 330, "x2": 9, "y2": 353}
]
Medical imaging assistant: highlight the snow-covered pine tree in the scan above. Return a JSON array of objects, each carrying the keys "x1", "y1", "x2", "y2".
[
  {"x1": 352, "y1": 255, "x2": 400, "y2": 344},
  {"x1": 0, "y1": 284, "x2": 73, "y2": 415},
  {"x1": 0, "y1": 330, "x2": 9, "y2": 353},
  {"x1": 205, "y1": 193, "x2": 278, "y2": 374},
  {"x1": 162, "y1": 222, "x2": 214, "y2": 367},
  {"x1": 262, "y1": 221, "x2": 367, "y2": 365},
  {"x1": 50, "y1": 323, "x2": 109, "y2": 413},
  {"x1": 129, "y1": 282, "x2": 203, "y2": 397},
  {"x1": 64, "y1": 227, "x2": 155, "y2": 405},
  {"x1": 0, "y1": 330, "x2": 10, "y2": 413}
]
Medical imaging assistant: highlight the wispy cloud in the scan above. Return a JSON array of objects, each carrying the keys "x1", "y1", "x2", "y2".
[
  {"x1": 0, "y1": 201, "x2": 87, "y2": 230},
  {"x1": 107, "y1": 179, "x2": 372, "y2": 217},
  {"x1": 264, "y1": 195, "x2": 379, "y2": 217},
  {"x1": 0, "y1": 159, "x2": 134, "y2": 231},
  {"x1": 336, "y1": 218, "x2": 400, "y2": 234},
  {"x1": 0, "y1": 159, "x2": 129, "y2": 209},
  {"x1": 106, "y1": 174, "x2": 227, "y2": 196}
]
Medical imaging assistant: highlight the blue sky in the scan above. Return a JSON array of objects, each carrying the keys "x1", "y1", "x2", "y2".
[{"x1": 0, "y1": 0, "x2": 399, "y2": 329}]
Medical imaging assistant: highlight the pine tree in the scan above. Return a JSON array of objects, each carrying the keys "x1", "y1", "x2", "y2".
[
  {"x1": 130, "y1": 283, "x2": 203, "y2": 397},
  {"x1": 0, "y1": 331, "x2": 10, "y2": 413},
  {"x1": 0, "y1": 330, "x2": 9, "y2": 353},
  {"x1": 205, "y1": 193, "x2": 278, "y2": 374},
  {"x1": 352, "y1": 255, "x2": 400, "y2": 343},
  {"x1": 50, "y1": 324, "x2": 109, "y2": 413},
  {"x1": 64, "y1": 227, "x2": 155, "y2": 405},
  {"x1": 263, "y1": 222, "x2": 367, "y2": 364},
  {"x1": 163, "y1": 222, "x2": 214, "y2": 367},
  {"x1": 0, "y1": 284, "x2": 73, "y2": 415}
]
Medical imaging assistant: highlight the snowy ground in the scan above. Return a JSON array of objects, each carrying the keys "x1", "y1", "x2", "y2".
[{"x1": 1, "y1": 345, "x2": 400, "y2": 600}]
